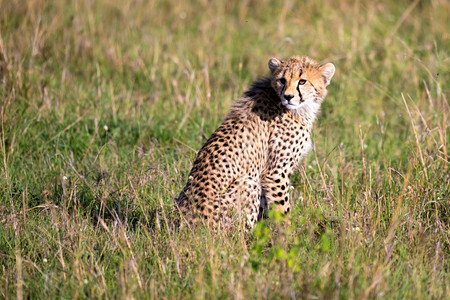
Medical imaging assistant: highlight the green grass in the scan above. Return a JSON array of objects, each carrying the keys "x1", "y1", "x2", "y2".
[{"x1": 0, "y1": 0, "x2": 448, "y2": 298}]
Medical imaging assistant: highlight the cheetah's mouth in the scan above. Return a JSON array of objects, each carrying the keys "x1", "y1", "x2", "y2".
[{"x1": 282, "y1": 100, "x2": 304, "y2": 110}]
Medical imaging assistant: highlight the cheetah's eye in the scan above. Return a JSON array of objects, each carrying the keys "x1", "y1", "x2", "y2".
[
  {"x1": 278, "y1": 78, "x2": 286, "y2": 85},
  {"x1": 299, "y1": 79, "x2": 307, "y2": 85}
]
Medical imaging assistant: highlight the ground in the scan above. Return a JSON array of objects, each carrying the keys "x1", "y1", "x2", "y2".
[{"x1": 0, "y1": 0, "x2": 448, "y2": 298}]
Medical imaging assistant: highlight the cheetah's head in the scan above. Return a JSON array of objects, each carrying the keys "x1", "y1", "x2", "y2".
[{"x1": 268, "y1": 56, "x2": 335, "y2": 116}]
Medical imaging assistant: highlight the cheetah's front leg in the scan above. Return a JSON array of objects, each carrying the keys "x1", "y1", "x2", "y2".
[{"x1": 261, "y1": 171, "x2": 291, "y2": 215}]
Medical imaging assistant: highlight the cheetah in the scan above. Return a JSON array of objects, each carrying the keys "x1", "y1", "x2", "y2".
[{"x1": 176, "y1": 56, "x2": 335, "y2": 230}]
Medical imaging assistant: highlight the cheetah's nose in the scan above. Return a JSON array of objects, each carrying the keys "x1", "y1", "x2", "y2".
[{"x1": 284, "y1": 94, "x2": 294, "y2": 101}]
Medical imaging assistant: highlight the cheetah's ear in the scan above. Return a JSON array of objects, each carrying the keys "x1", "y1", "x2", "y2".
[
  {"x1": 319, "y1": 63, "x2": 335, "y2": 86},
  {"x1": 268, "y1": 58, "x2": 282, "y2": 73}
]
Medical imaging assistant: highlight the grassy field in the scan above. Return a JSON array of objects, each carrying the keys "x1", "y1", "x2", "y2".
[{"x1": 0, "y1": 0, "x2": 448, "y2": 298}]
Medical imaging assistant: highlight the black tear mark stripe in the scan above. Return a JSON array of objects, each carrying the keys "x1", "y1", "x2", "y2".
[
  {"x1": 280, "y1": 70, "x2": 287, "y2": 96},
  {"x1": 281, "y1": 82, "x2": 286, "y2": 96},
  {"x1": 281, "y1": 70, "x2": 287, "y2": 96},
  {"x1": 296, "y1": 74, "x2": 303, "y2": 98}
]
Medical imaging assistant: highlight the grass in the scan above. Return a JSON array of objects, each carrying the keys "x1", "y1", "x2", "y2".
[{"x1": 0, "y1": 0, "x2": 448, "y2": 298}]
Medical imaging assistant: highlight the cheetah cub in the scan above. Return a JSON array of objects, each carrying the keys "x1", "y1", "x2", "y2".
[{"x1": 176, "y1": 56, "x2": 335, "y2": 230}]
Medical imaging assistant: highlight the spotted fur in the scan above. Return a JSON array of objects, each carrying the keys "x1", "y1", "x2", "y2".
[{"x1": 176, "y1": 56, "x2": 335, "y2": 230}]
